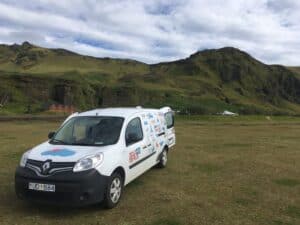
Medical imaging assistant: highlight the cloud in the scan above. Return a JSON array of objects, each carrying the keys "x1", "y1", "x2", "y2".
[{"x1": 0, "y1": 0, "x2": 299, "y2": 65}]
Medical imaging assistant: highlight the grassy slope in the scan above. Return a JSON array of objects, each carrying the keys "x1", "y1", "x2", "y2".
[
  {"x1": 288, "y1": 67, "x2": 300, "y2": 78},
  {"x1": 0, "y1": 43, "x2": 148, "y2": 76},
  {"x1": 0, "y1": 118, "x2": 299, "y2": 225},
  {"x1": 0, "y1": 42, "x2": 300, "y2": 115}
]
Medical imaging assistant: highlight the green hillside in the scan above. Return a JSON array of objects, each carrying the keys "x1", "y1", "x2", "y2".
[
  {"x1": 288, "y1": 67, "x2": 300, "y2": 78},
  {"x1": 0, "y1": 42, "x2": 300, "y2": 115}
]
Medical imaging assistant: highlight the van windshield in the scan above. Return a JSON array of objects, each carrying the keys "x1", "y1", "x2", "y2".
[{"x1": 50, "y1": 116, "x2": 124, "y2": 146}]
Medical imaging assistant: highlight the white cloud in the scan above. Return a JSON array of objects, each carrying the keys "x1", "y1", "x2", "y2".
[{"x1": 0, "y1": 0, "x2": 299, "y2": 65}]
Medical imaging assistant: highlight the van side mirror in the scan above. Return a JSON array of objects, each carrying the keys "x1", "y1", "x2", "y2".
[
  {"x1": 126, "y1": 132, "x2": 139, "y2": 145},
  {"x1": 48, "y1": 131, "x2": 55, "y2": 139}
]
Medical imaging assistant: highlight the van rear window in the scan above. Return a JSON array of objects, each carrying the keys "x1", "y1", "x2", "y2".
[{"x1": 165, "y1": 112, "x2": 174, "y2": 128}]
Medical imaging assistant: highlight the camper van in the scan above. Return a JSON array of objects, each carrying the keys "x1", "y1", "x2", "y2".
[{"x1": 15, "y1": 107, "x2": 175, "y2": 208}]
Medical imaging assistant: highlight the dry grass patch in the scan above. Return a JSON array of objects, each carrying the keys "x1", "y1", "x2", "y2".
[{"x1": 0, "y1": 117, "x2": 299, "y2": 225}]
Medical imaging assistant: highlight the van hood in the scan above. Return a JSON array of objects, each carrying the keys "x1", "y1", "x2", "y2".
[{"x1": 27, "y1": 141, "x2": 113, "y2": 162}]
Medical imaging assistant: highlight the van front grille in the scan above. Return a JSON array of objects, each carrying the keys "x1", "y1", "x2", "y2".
[{"x1": 26, "y1": 159, "x2": 75, "y2": 177}]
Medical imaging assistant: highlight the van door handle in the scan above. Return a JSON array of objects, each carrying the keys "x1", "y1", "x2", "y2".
[{"x1": 158, "y1": 132, "x2": 165, "y2": 136}]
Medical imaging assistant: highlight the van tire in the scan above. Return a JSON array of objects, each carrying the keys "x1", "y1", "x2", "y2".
[
  {"x1": 156, "y1": 148, "x2": 168, "y2": 168},
  {"x1": 103, "y1": 172, "x2": 123, "y2": 209}
]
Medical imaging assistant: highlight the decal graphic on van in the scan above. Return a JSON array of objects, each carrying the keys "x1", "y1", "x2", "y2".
[
  {"x1": 149, "y1": 146, "x2": 155, "y2": 153},
  {"x1": 147, "y1": 113, "x2": 154, "y2": 119},
  {"x1": 129, "y1": 147, "x2": 141, "y2": 163},
  {"x1": 41, "y1": 148, "x2": 76, "y2": 157}
]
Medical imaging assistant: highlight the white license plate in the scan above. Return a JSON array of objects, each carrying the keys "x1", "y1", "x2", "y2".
[{"x1": 28, "y1": 182, "x2": 55, "y2": 192}]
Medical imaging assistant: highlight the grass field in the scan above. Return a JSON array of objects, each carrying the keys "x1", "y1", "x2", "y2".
[{"x1": 0, "y1": 117, "x2": 299, "y2": 225}]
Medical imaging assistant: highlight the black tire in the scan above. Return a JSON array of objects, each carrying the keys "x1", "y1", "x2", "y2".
[
  {"x1": 156, "y1": 148, "x2": 168, "y2": 168},
  {"x1": 103, "y1": 172, "x2": 123, "y2": 209}
]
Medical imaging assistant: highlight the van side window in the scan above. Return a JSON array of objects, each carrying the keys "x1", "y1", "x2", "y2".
[
  {"x1": 125, "y1": 117, "x2": 143, "y2": 146},
  {"x1": 165, "y1": 112, "x2": 174, "y2": 129}
]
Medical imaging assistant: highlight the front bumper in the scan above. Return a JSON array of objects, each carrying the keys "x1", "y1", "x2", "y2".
[{"x1": 15, "y1": 166, "x2": 109, "y2": 207}]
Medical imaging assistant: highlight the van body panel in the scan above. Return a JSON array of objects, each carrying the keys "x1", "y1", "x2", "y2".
[{"x1": 15, "y1": 107, "x2": 176, "y2": 206}]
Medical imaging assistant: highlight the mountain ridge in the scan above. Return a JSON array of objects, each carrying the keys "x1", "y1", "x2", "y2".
[{"x1": 0, "y1": 42, "x2": 299, "y2": 115}]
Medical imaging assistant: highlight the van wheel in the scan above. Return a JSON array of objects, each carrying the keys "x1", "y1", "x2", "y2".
[
  {"x1": 103, "y1": 172, "x2": 123, "y2": 209},
  {"x1": 157, "y1": 148, "x2": 168, "y2": 168}
]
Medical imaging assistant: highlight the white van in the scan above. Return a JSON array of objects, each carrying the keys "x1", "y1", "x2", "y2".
[{"x1": 15, "y1": 107, "x2": 175, "y2": 208}]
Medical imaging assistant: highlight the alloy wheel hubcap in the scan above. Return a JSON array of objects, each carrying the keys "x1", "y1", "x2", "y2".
[{"x1": 110, "y1": 177, "x2": 122, "y2": 203}]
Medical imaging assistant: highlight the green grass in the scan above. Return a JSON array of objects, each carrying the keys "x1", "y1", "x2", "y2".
[
  {"x1": 288, "y1": 67, "x2": 300, "y2": 78},
  {"x1": 176, "y1": 115, "x2": 300, "y2": 124},
  {"x1": 285, "y1": 206, "x2": 300, "y2": 219},
  {"x1": 274, "y1": 179, "x2": 300, "y2": 187},
  {"x1": 0, "y1": 117, "x2": 299, "y2": 225}
]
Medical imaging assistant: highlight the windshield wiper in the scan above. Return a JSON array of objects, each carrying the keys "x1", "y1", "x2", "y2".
[
  {"x1": 51, "y1": 138, "x2": 70, "y2": 145},
  {"x1": 71, "y1": 142, "x2": 94, "y2": 146}
]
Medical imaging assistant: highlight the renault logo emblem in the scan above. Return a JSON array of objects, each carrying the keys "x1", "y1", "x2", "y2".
[{"x1": 42, "y1": 160, "x2": 51, "y2": 174}]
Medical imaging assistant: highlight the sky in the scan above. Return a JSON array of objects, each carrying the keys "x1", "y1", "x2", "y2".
[{"x1": 0, "y1": 0, "x2": 299, "y2": 65}]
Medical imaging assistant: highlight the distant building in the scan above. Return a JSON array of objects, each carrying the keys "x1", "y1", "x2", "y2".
[{"x1": 221, "y1": 110, "x2": 238, "y2": 116}]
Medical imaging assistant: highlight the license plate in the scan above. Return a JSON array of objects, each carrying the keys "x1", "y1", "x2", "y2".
[{"x1": 28, "y1": 182, "x2": 55, "y2": 192}]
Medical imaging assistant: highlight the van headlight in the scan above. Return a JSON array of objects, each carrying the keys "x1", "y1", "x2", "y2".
[
  {"x1": 20, "y1": 150, "x2": 30, "y2": 167},
  {"x1": 73, "y1": 153, "x2": 104, "y2": 172}
]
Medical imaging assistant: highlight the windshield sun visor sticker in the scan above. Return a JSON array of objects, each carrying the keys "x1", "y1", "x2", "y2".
[{"x1": 41, "y1": 148, "x2": 76, "y2": 157}]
